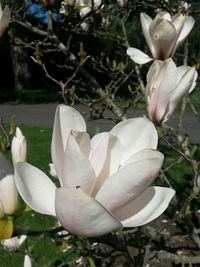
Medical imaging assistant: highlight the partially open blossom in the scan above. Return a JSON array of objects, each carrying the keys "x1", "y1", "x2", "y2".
[
  {"x1": 14, "y1": 105, "x2": 175, "y2": 237},
  {"x1": 127, "y1": 11, "x2": 195, "y2": 64},
  {"x1": 146, "y1": 58, "x2": 198, "y2": 124},
  {"x1": 78, "y1": 0, "x2": 102, "y2": 18},
  {"x1": 11, "y1": 127, "x2": 27, "y2": 164},
  {"x1": 0, "y1": 4, "x2": 11, "y2": 37},
  {"x1": 1, "y1": 235, "x2": 27, "y2": 251},
  {"x1": 61, "y1": 0, "x2": 102, "y2": 17},
  {"x1": 0, "y1": 154, "x2": 19, "y2": 219},
  {"x1": 0, "y1": 128, "x2": 27, "y2": 239}
]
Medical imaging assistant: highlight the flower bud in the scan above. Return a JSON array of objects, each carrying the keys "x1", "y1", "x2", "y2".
[{"x1": 11, "y1": 127, "x2": 27, "y2": 164}]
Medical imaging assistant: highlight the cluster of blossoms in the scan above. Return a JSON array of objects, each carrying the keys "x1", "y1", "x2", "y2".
[
  {"x1": 127, "y1": 9, "x2": 198, "y2": 125},
  {"x1": 0, "y1": 1, "x2": 197, "y2": 262}
]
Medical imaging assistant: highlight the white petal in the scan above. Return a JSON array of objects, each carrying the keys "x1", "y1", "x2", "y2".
[
  {"x1": 14, "y1": 162, "x2": 56, "y2": 216},
  {"x1": 171, "y1": 13, "x2": 185, "y2": 36},
  {"x1": 55, "y1": 188, "x2": 122, "y2": 237},
  {"x1": 127, "y1": 47, "x2": 153, "y2": 64},
  {"x1": 72, "y1": 131, "x2": 91, "y2": 159},
  {"x1": 62, "y1": 134, "x2": 96, "y2": 195},
  {"x1": 140, "y1": 13, "x2": 154, "y2": 56},
  {"x1": 0, "y1": 154, "x2": 18, "y2": 216},
  {"x1": 51, "y1": 105, "x2": 86, "y2": 184},
  {"x1": 119, "y1": 187, "x2": 175, "y2": 227},
  {"x1": 96, "y1": 150, "x2": 164, "y2": 214},
  {"x1": 89, "y1": 132, "x2": 109, "y2": 177},
  {"x1": 177, "y1": 16, "x2": 195, "y2": 44},
  {"x1": 91, "y1": 134, "x2": 122, "y2": 197},
  {"x1": 111, "y1": 118, "x2": 158, "y2": 166},
  {"x1": 163, "y1": 67, "x2": 197, "y2": 123}
]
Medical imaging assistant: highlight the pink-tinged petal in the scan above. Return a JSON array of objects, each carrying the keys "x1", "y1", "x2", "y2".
[
  {"x1": 14, "y1": 162, "x2": 56, "y2": 216},
  {"x1": 146, "y1": 59, "x2": 177, "y2": 123},
  {"x1": 95, "y1": 150, "x2": 164, "y2": 214},
  {"x1": 127, "y1": 47, "x2": 153, "y2": 64},
  {"x1": 110, "y1": 118, "x2": 158, "y2": 165},
  {"x1": 89, "y1": 133, "x2": 109, "y2": 177},
  {"x1": 176, "y1": 66, "x2": 198, "y2": 93},
  {"x1": 62, "y1": 134, "x2": 96, "y2": 195},
  {"x1": 51, "y1": 105, "x2": 86, "y2": 184},
  {"x1": 0, "y1": 5, "x2": 11, "y2": 37},
  {"x1": 55, "y1": 188, "x2": 122, "y2": 237},
  {"x1": 72, "y1": 131, "x2": 91, "y2": 159},
  {"x1": 140, "y1": 13, "x2": 154, "y2": 56},
  {"x1": 117, "y1": 187, "x2": 175, "y2": 227},
  {"x1": 157, "y1": 11, "x2": 171, "y2": 21},
  {"x1": 177, "y1": 16, "x2": 195, "y2": 44},
  {"x1": 163, "y1": 67, "x2": 197, "y2": 123},
  {"x1": 171, "y1": 13, "x2": 185, "y2": 37},
  {"x1": 91, "y1": 134, "x2": 122, "y2": 197},
  {"x1": 149, "y1": 19, "x2": 177, "y2": 59},
  {"x1": 0, "y1": 154, "x2": 18, "y2": 216}
]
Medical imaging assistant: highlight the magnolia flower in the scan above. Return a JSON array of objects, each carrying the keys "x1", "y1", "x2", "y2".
[
  {"x1": 14, "y1": 105, "x2": 175, "y2": 237},
  {"x1": 0, "y1": 127, "x2": 26, "y2": 222},
  {"x1": 0, "y1": 153, "x2": 19, "y2": 219},
  {"x1": 146, "y1": 58, "x2": 198, "y2": 124},
  {"x1": 127, "y1": 11, "x2": 195, "y2": 64},
  {"x1": 79, "y1": 0, "x2": 102, "y2": 18},
  {"x1": 1, "y1": 235, "x2": 27, "y2": 251},
  {"x1": 0, "y1": 4, "x2": 11, "y2": 37},
  {"x1": 11, "y1": 127, "x2": 27, "y2": 164}
]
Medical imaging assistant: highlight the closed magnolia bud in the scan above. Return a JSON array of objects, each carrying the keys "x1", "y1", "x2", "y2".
[{"x1": 11, "y1": 127, "x2": 27, "y2": 164}]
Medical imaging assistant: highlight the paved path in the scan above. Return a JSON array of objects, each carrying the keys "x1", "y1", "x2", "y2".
[{"x1": 0, "y1": 103, "x2": 199, "y2": 144}]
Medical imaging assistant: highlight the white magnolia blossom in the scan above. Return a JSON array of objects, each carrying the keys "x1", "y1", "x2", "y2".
[
  {"x1": 14, "y1": 105, "x2": 175, "y2": 237},
  {"x1": 60, "y1": 0, "x2": 101, "y2": 17},
  {"x1": 0, "y1": 128, "x2": 27, "y2": 218},
  {"x1": 127, "y1": 11, "x2": 195, "y2": 64},
  {"x1": 145, "y1": 58, "x2": 198, "y2": 124},
  {"x1": 0, "y1": 154, "x2": 19, "y2": 218},
  {"x1": 1, "y1": 235, "x2": 27, "y2": 251},
  {"x1": 0, "y1": 4, "x2": 11, "y2": 37},
  {"x1": 11, "y1": 127, "x2": 27, "y2": 164}
]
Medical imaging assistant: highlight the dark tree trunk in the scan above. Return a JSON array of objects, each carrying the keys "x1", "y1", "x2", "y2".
[{"x1": 10, "y1": 37, "x2": 31, "y2": 91}]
